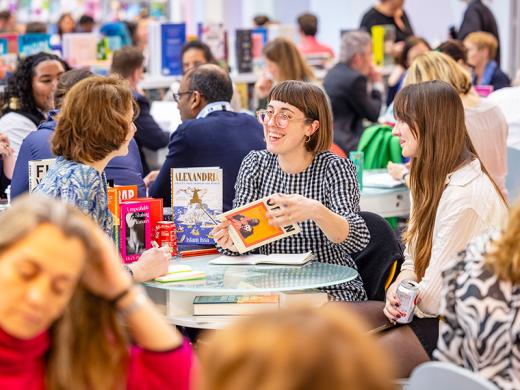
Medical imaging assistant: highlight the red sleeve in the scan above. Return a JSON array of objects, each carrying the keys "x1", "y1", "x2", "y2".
[{"x1": 127, "y1": 339, "x2": 193, "y2": 390}]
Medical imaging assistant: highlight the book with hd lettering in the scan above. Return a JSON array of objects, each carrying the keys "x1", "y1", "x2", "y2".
[
  {"x1": 171, "y1": 167, "x2": 222, "y2": 246},
  {"x1": 29, "y1": 158, "x2": 56, "y2": 192},
  {"x1": 193, "y1": 295, "x2": 279, "y2": 316},
  {"x1": 216, "y1": 195, "x2": 301, "y2": 254}
]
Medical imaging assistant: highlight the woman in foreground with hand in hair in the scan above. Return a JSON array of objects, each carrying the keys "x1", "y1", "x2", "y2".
[
  {"x1": 349, "y1": 80, "x2": 507, "y2": 378},
  {"x1": 0, "y1": 194, "x2": 192, "y2": 389}
]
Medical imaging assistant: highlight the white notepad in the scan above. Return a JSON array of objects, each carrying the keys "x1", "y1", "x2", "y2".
[
  {"x1": 363, "y1": 173, "x2": 404, "y2": 188},
  {"x1": 210, "y1": 251, "x2": 314, "y2": 266}
]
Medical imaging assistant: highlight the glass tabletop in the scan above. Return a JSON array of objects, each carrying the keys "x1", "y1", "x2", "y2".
[{"x1": 144, "y1": 256, "x2": 358, "y2": 294}]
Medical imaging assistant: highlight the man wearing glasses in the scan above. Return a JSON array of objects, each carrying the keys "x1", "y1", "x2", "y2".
[{"x1": 148, "y1": 64, "x2": 264, "y2": 211}]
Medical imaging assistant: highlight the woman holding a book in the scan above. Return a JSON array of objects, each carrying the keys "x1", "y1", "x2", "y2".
[
  {"x1": 35, "y1": 75, "x2": 168, "y2": 283},
  {"x1": 0, "y1": 194, "x2": 193, "y2": 389},
  {"x1": 212, "y1": 80, "x2": 370, "y2": 302}
]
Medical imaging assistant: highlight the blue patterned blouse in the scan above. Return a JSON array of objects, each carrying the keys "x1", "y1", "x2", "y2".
[{"x1": 35, "y1": 157, "x2": 113, "y2": 235}]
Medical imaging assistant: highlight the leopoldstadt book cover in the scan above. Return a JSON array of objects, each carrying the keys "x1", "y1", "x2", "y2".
[
  {"x1": 171, "y1": 167, "x2": 222, "y2": 246},
  {"x1": 217, "y1": 195, "x2": 301, "y2": 254}
]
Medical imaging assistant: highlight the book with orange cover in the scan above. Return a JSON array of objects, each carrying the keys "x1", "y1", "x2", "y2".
[
  {"x1": 107, "y1": 185, "x2": 139, "y2": 225},
  {"x1": 216, "y1": 195, "x2": 301, "y2": 254}
]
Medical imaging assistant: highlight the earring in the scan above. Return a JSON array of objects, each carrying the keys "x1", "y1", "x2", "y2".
[{"x1": 305, "y1": 135, "x2": 311, "y2": 143}]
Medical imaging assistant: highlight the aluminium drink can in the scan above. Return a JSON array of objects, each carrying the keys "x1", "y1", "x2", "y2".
[
  {"x1": 154, "y1": 221, "x2": 178, "y2": 257},
  {"x1": 396, "y1": 280, "x2": 419, "y2": 324}
]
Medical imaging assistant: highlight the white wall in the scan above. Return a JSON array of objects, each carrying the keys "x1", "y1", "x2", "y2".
[{"x1": 173, "y1": 0, "x2": 517, "y2": 76}]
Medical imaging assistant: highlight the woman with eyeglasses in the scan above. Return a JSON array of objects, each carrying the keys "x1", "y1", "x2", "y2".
[{"x1": 211, "y1": 80, "x2": 370, "y2": 302}]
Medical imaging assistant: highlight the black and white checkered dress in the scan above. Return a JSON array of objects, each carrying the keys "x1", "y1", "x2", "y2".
[{"x1": 230, "y1": 150, "x2": 370, "y2": 301}]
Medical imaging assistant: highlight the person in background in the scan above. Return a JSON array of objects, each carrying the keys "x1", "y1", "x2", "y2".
[
  {"x1": 77, "y1": 14, "x2": 95, "y2": 33},
  {"x1": 389, "y1": 51, "x2": 509, "y2": 198},
  {"x1": 198, "y1": 305, "x2": 394, "y2": 390},
  {"x1": 212, "y1": 81, "x2": 370, "y2": 301},
  {"x1": 0, "y1": 52, "x2": 68, "y2": 165},
  {"x1": 296, "y1": 12, "x2": 334, "y2": 60},
  {"x1": 35, "y1": 75, "x2": 168, "y2": 283},
  {"x1": 454, "y1": 0, "x2": 500, "y2": 64},
  {"x1": 386, "y1": 35, "x2": 430, "y2": 105},
  {"x1": 254, "y1": 37, "x2": 315, "y2": 106},
  {"x1": 360, "y1": 0, "x2": 414, "y2": 58},
  {"x1": 253, "y1": 14, "x2": 271, "y2": 28},
  {"x1": 56, "y1": 12, "x2": 76, "y2": 37},
  {"x1": 351, "y1": 80, "x2": 508, "y2": 378},
  {"x1": 323, "y1": 31, "x2": 383, "y2": 154},
  {"x1": 24, "y1": 21, "x2": 47, "y2": 34},
  {"x1": 0, "y1": 194, "x2": 192, "y2": 390},
  {"x1": 488, "y1": 70, "x2": 520, "y2": 150},
  {"x1": 436, "y1": 39, "x2": 472, "y2": 72},
  {"x1": 10, "y1": 69, "x2": 146, "y2": 199},
  {"x1": 434, "y1": 197, "x2": 520, "y2": 389},
  {"x1": 165, "y1": 40, "x2": 241, "y2": 111},
  {"x1": 464, "y1": 31, "x2": 510, "y2": 91},
  {"x1": 148, "y1": 64, "x2": 264, "y2": 211},
  {"x1": 0, "y1": 133, "x2": 14, "y2": 180},
  {"x1": 0, "y1": 10, "x2": 16, "y2": 33},
  {"x1": 110, "y1": 46, "x2": 169, "y2": 176}
]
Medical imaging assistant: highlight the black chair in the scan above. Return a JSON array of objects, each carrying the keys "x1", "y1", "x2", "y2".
[{"x1": 352, "y1": 211, "x2": 404, "y2": 301}]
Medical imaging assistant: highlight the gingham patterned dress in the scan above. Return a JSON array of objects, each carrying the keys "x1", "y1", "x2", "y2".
[{"x1": 230, "y1": 150, "x2": 370, "y2": 301}]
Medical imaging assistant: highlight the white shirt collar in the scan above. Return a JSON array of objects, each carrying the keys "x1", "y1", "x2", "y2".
[
  {"x1": 445, "y1": 159, "x2": 482, "y2": 186},
  {"x1": 196, "y1": 101, "x2": 233, "y2": 119}
]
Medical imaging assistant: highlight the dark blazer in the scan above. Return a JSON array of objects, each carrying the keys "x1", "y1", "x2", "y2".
[
  {"x1": 149, "y1": 110, "x2": 265, "y2": 211},
  {"x1": 11, "y1": 110, "x2": 146, "y2": 199},
  {"x1": 133, "y1": 92, "x2": 170, "y2": 175},
  {"x1": 457, "y1": 0, "x2": 500, "y2": 63},
  {"x1": 323, "y1": 63, "x2": 382, "y2": 154}
]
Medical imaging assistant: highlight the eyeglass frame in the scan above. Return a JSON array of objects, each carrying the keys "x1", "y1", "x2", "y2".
[
  {"x1": 172, "y1": 90, "x2": 196, "y2": 103},
  {"x1": 256, "y1": 109, "x2": 312, "y2": 129}
]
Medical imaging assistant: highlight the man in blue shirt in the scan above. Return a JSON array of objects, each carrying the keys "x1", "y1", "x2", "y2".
[{"x1": 148, "y1": 64, "x2": 264, "y2": 211}]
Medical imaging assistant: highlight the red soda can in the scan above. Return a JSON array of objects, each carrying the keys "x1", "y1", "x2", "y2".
[
  {"x1": 396, "y1": 280, "x2": 420, "y2": 324},
  {"x1": 154, "y1": 221, "x2": 178, "y2": 257}
]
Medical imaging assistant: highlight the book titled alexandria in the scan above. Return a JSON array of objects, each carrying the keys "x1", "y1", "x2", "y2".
[
  {"x1": 217, "y1": 195, "x2": 301, "y2": 254},
  {"x1": 171, "y1": 167, "x2": 223, "y2": 246}
]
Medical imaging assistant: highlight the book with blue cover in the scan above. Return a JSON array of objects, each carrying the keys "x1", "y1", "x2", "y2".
[
  {"x1": 171, "y1": 167, "x2": 222, "y2": 246},
  {"x1": 160, "y1": 23, "x2": 185, "y2": 76},
  {"x1": 18, "y1": 33, "x2": 51, "y2": 57}
]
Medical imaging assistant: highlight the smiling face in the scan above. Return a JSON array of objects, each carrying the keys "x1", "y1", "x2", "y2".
[
  {"x1": 0, "y1": 224, "x2": 86, "y2": 339},
  {"x1": 262, "y1": 100, "x2": 315, "y2": 158},
  {"x1": 32, "y1": 60, "x2": 66, "y2": 111},
  {"x1": 392, "y1": 119, "x2": 419, "y2": 158}
]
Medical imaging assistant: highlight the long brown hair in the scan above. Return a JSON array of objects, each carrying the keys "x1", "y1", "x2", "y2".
[
  {"x1": 394, "y1": 80, "x2": 500, "y2": 280},
  {"x1": 486, "y1": 198, "x2": 520, "y2": 282},
  {"x1": 0, "y1": 194, "x2": 129, "y2": 390},
  {"x1": 198, "y1": 305, "x2": 395, "y2": 390},
  {"x1": 263, "y1": 37, "x2": 315, "y2": 82}
]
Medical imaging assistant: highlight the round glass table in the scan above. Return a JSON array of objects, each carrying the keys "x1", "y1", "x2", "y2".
[{"x1": 144, "y1": 255, "x2": 358, "y2": 329}]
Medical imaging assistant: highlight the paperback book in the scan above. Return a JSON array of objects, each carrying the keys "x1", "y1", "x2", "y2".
[
  {"x1": 154, "y1": 264, "x2": 206, "y2": 283},
  {"x1": 193, "y1": 294, "x2": 279, "y2": 316},
  {"x1": 28, "y1": 158, "x2": 56, "y2": 192},
  {"x1": 18, "y1": 33, "x2": 51, "y2": 57},
  {"x1": 235, "y1": 29, "x2": 253, "y2": 73},
  {"x1": 217, "y1": 195, "x2": 301, "y2": 254},
  {"x1": 107, "y1": 185, "x2": 139, "y2": 225},
  {"x1": 171, "y1": 167, "x2": 222, "y2": 246},
  {"x1": 120, "y1": 201, "x2": 152, "y2": 263},
  {"x1": 210, "y1": 251, "x2": 314, "y2": 266},
  {"x1": 371, "y1": 24, "x2": 396, "y2": 67}
]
